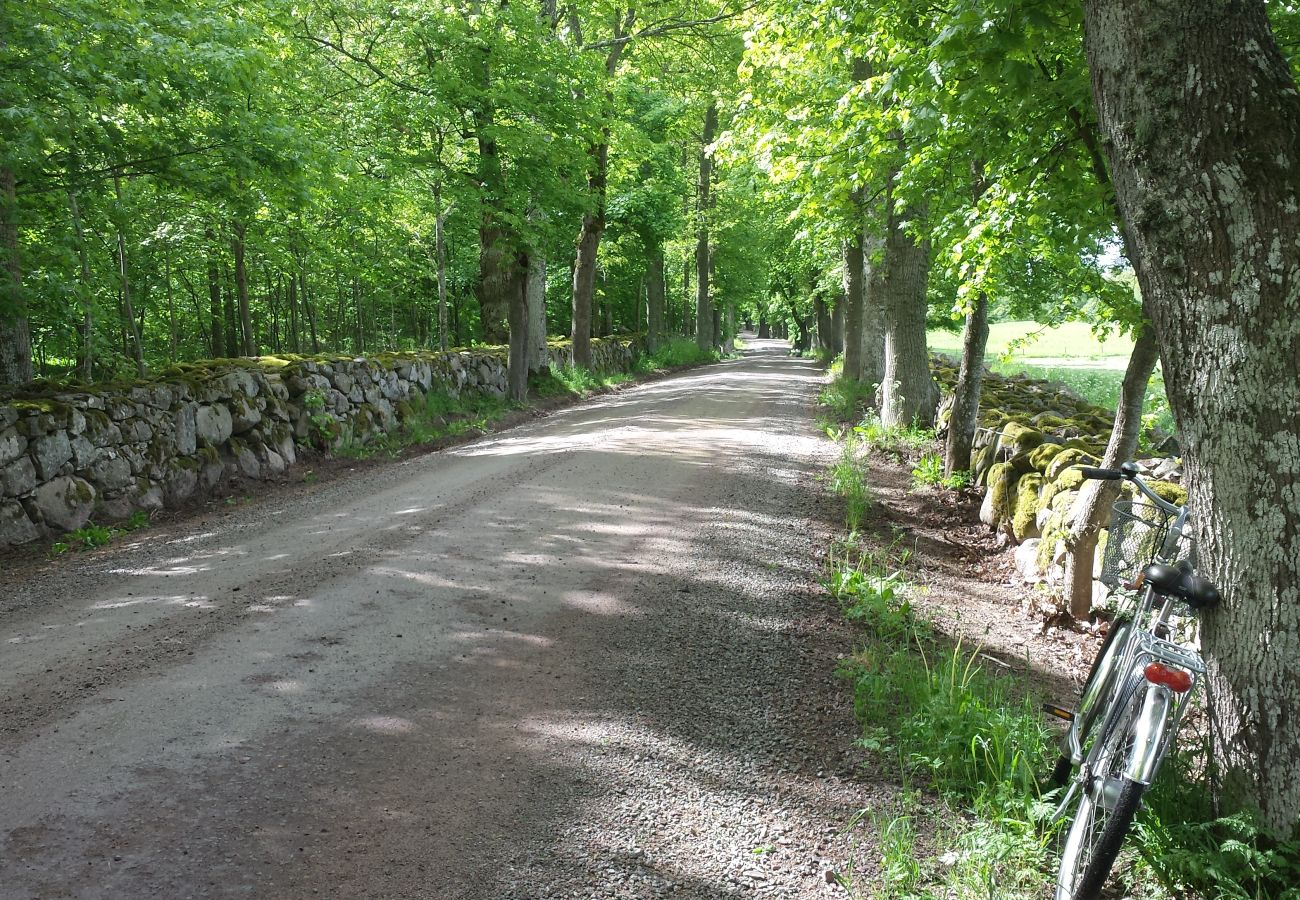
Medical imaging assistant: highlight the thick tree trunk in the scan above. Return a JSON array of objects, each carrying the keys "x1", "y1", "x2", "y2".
[
  {"x1": 813, "y1": 294, "x2": 832, "y2": 354},
  {"x1": 113, "y1": 177, "x2": 146, "y2": 377},
  {"x1": 207, "y1": 228, "x2": 225, "y2": 358},
  {"x1": 879, "y1": 199, "x2": 937, "y2": 427},
  {"x1": 943, "y1": 291, "x2": 989, "y2": 476},
  {"x1": 695, "y1": 102, "x2": 717, "y2": 352},
  {"x1": 232, "y1": 220, "x2": 257, "y2": 356},
  {"x1": 1062, "y1": 327, "x2": 1159, "y2": 619},
  {"x1": 506, "y1": 251, "x2": 530, "y2": 402},
  {"x1": 646, "y1": 246, "x2": 665, "y2": 353},
  {"x1": 842, "y1": 233, "x2": 866, "y2": 381},
  {"x1": 757, "y1": 314, "x2": 770, "y2": 339},
  {"x1": 571, "y1": 211, "x2": 599, "y2": 365},
  {"x1": 0, "y1": 167, "x2": 30, "y2": 386},
  {"x1": 1084, "y1": 0, "x2": 1300, "y2": 832},
  {"x1": 571, "y1": 143, "x2": 608, "y2": 370},
  {"x1": 526, "y1": 253, "x2": 548, "y2": 373}
]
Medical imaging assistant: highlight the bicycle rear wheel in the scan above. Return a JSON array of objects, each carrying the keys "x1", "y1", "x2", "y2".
[{"x1": 1054, "y1": 682, "x2": 1147, "y2": 900}]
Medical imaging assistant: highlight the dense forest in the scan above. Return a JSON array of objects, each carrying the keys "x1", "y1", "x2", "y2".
[{"x1": 4, "y1": 0, "x2": 1300, "y2": 842}]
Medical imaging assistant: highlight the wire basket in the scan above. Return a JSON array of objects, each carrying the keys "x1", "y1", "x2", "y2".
[{"x1": 1100, "y1": 500, "x2": 1195, "y2": 589}]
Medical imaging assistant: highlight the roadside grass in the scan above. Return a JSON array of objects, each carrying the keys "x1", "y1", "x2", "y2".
[
  {"x1": 336, "y1": 389, "x2": 516, "y2": 460},
  {"x1": 910, "y1": 453, "x2": 971, "y2": 491},
  {"x1": 818, "y1": 425, "x2": 1297, "y2": 899},
  {"x1": 50, "y1": 509, "x2": 151, "y2": 556}
]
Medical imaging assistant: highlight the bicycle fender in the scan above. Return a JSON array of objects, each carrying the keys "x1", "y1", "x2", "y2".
[{"x1": 1124, "y1": 685, "x2": 1172, "y2": 785}]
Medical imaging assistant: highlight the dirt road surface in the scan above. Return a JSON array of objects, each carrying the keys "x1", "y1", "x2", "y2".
[{"x1": 0, "y1": 340, "x2": 883, "y2": 899}]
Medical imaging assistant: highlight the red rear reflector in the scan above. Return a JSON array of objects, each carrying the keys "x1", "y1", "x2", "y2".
[{"x1": 1144, "y1": 662, "x2": 1193, "y2": 693}]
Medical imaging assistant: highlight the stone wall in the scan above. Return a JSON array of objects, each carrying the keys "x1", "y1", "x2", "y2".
[
  {"x1": 0, "y1": 336, "x2": 643, "y2": 549},
  {"x1": 931, "y1": 356, "x2": 1185, "y2": 590}
]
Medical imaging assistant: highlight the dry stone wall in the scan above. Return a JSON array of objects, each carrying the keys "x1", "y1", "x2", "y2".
[
  {"x1": 0, "y1": 336, "x2": 643, "y2": 550},
  {"x1": 931, "y1": 356, "x2": 1186, "y2": 590}
]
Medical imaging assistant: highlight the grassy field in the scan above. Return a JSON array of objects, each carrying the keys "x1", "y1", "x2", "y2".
[
  {"x1": 928, "y1": 320, "x2": 1175, "y2": 436},
  {"x1": 928, "y1": 320, "x2": 1134, "y2": 363}
]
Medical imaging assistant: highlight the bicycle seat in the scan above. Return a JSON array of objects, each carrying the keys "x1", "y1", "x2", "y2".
[{"x1": 1142, "y1": 563, "x2": 1222, "y2": 610}]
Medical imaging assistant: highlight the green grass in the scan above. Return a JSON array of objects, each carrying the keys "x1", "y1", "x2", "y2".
[
  {"x1": 818, "y1": 422, "x2": 1292, "y2": 899},
  {"x1": 818, "y1": 376, "x2": 877, "y2": 423},
  {"x1": 824, "y1": 442, "x2": 874, "y2": 532},
  {"x1": 50, "y1": 509, "x2": 151, "y2": 556},
  {"x1": 336, "y1": 388, "x2": 515, "y2": 460},
  {"x1": 927, "y1": 320, "x2": 1134, "y2": 360},
  {"x1": 910, "y1": 453, "x2": 972, "y2": 491}
]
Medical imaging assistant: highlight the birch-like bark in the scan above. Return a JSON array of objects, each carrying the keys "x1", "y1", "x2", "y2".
[
  {"x1": 113, "y1": 176, "x2": 147, "y2": 376},
  {"x1": 1062, "y1": 327, "x2": 1159, "y2": 618},
  {"x1": 943, "y1": 291, "x2": 989, "y2": 476}
]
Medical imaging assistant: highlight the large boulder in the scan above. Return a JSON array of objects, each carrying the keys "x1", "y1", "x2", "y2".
[
  {"x1": 0, "y1": 500, "x2": 40, "y2": 546},
  {"x1": 31, "y1": 475, "x2": 97, "y2": 532},
  {"x1": 1012, "y1": 473, "x2": 1045, "y2": 541},
  {"x1": 195, "y1": 404, "x2": 233, "y2": 446}
]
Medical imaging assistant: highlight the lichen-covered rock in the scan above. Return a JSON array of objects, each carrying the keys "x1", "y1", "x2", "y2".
[
  {"x1": 31, "y1": 431, "x2": 73, "y2": 479},
  {"x1": 0, "y1": 499, "x2": 40, "y2": 545},
  {"x1": 1, "y1": 456, "x2": 37, "y2": 498},
  {"x1": 162, "y1": 459, "x2": 199, "y2": 506},
  {"x1": 195, "y1": 404, "x2": 233, "y2": 446},
  {"x1": 0, "y1": 428, "x2": 24, "y2": 467},
  {"x1": 229, "y1": 396, "x2": 261, "y2": 434},
  {"x1": 1013, "y1": 473, "x2": 1044, "y2": 541},
  {"x1": 31, "y1": 475, "x2": 97, "y2": 531},
  {"x1": 174, "y1": 402, "x2": 198, "y2": 455},
  {"x1": 87, "y1": 454, "x2": 133, "y2": 492},
  {"x1": 1015, "y1": 538, "x2": 1043, "y2": 580}
]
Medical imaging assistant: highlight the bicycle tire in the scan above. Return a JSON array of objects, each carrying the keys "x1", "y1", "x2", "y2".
[
  {"x1": 1054, "y1": 683, "x2": 1147, "y2": 900},
  {"x1": 1047, "y1": 618, "x2": 1132, "y2": 789}
]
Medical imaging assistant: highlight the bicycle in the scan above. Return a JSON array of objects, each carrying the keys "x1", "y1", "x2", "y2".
[{"x1": 1043, "y1": 462, "x2": 1221, "y2": 900}]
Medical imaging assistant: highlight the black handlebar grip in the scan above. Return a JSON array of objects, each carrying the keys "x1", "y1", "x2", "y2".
[{"x1": 1081, "y1": 467, "x2": 1124, "y2": 480}]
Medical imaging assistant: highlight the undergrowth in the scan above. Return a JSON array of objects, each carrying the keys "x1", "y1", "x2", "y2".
[
  {"x1": 51, "y1": 509, "x2": 151, "y2": 555},
  {"x1": 819, "y1": 423, "x2": 1298, "y2": 899},
  {"x1": 336, "y1": 389, "x2": 515, "y2": 459}
]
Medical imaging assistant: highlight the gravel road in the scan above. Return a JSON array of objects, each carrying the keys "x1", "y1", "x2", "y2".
[{"x1": 0, "y1": 339, "x2": 885, "y2": 899}]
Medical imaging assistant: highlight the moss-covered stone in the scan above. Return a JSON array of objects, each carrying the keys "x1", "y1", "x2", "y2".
[
  {"x1": 1147, "y1": 479, "x2": 1189, "y2": 507},
  {"x1": 1028, "y1": 442, "x2": 1066, "y2": 472},
  {"x1": 1047, "y1": 447, "x2": 1096, "y2": 481},
  {"x1": 998, "y1": 421, "x2": 1045, "y2": 456},
  {"x1": 1013, "y1": 474, "x2": 1044, "y2": 541},
  {"x1": 980, "y1": 461, "x2": 1014, "y2": 526}
]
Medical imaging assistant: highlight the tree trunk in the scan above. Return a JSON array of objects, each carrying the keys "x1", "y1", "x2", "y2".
[
  {"x1": 943, "y1": 292, "x2": 989, "y2": 476},
  {"x1": 506, "y1": 249, "x2": 530, "y2": 402},
  {"x1": 69, "y1": 189, "x2": 94, "y2": 381},
  {"x1": 842, "y1": 233, "x2": 866, "y2": 380},
  {"x1": 1062, "y1": 327, "x2": 1159, "y2": 619},
  {"x1": 813, "y1": 294, "x2": 831, "y2": 354},
  {"x1": 758, "y1": 314, "x2": 770, "y2": 339},
  {"x1": 646, "y1": 246, "x2": 665, "y2": 353},
  {"x1": 829, "y1": 295, "x2": 844, "y2": 354},
  {"x1": 571, "y1": 143, "x2": 608, "y2": 370},
  {"x1": 113, "y1": 176, "x2": 146, "y2": 377},
  {"x1": 207, "y1": 228, "x2": 225, "y2": 358},
  {"x1": 694, "y1": 102, "x2": 718, "y2": 351},
  {"x1": 476, "y1": 111, "x2": 512, "y2": 345},
  {"x1": 435, "y1": 192, "x2": 450, "y2": 351},
  {"x1": 861, "y1": 222, "x2": 887, "y2": 390},
  {"x1": 879, "y1": 198, "x2": 937, "y2": 427},
  {"x1": 301, "y1": 270, "x2": 319, "y2": 353},
  {"x1": 1084, "y1": 0, "x2": 1300, "y2": 831},
  {"x1": 526, "y1": 252, "x2": 548, "y2": 373},
  {"x1": 0, "y1": 167, "x2": 30, "y2": 386},
  {"x1": 232, "y1": 220, "x2": 257, "y2": 356}
]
